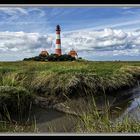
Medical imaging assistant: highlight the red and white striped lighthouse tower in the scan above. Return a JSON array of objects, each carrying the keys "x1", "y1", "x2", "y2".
[{"x1": 55, "y1": 25, "x2": 62, "y2": 56}]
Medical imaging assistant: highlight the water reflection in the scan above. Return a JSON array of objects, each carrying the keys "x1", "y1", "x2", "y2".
[{"x1": 110, "y1": 86, "x2": 140, "y2": 120}]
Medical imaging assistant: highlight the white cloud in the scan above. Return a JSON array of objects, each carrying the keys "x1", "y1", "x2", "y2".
[
  {"x1": 0, "y1": 7, "x2": 45, "y2": 16},
  {"x1": 1, "y1": 28, "x2": 140, "y2": 61},
  {"x1": 0, "y1": 7, "x2": 46, "y2": 23},
  {"x1": 0, "y1": 7, "x2": 28, "y2": 15},
  {"x1": 61, "y1": 28, "x2": 140, "y2": 57},
  {"x1": 62, "y1": 28, "x2": 127, "y2": 51},
  {"x1": 0, "y1": 31, "x2": 54, "y2": 60}
]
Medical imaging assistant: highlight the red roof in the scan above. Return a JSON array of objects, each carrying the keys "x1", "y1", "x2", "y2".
[
  {"x1": 39, "y1": 50, "x2": 49, "y2": 57},
  {"x1": 68, "y1": 49, "x2": 78, "y2": 57}
]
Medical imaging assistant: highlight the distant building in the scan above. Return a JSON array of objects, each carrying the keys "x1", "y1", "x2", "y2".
[
  {"x1": 39, "y1": 50, "x2": 49, "y2": 57},
  {"x1": 68, "y1": 48, "x2": 78, "y2": 59}
]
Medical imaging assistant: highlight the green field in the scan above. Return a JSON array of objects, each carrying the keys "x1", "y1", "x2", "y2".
[{"x1": 1, "y1": 60, "x2": 140, "y2": 132}]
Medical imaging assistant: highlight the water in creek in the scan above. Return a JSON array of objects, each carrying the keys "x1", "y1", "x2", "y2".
[{"x1": 30, "y1": 85, "x2": 140, "y2": 132}]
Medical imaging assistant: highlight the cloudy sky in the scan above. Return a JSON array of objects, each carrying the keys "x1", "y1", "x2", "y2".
[{"x1": 1, "y1": 7, "x2": 140, "y2": 61}]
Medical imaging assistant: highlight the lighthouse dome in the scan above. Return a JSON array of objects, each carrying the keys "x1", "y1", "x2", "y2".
[{"x1": 56, "y1": 25, "x2": 61, "y2": 31}]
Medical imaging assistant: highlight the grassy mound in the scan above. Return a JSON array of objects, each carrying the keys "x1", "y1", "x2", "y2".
[{"x1": 30, "y1": 66, "x2": 140, "y2": 100}]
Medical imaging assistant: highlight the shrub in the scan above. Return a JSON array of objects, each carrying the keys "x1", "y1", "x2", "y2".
[{"x1": 23, "y1": 54, "x2": 76, "y2": 61}]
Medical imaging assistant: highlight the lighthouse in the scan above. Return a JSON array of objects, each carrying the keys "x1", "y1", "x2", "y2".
[{"x1": 55, "y1": 25, "x2": 62, "y2": 56}]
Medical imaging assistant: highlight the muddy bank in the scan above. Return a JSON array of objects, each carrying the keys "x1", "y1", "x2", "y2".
[{"x1": 33, "y1": 82, "x2": 140, "y2": 118}]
